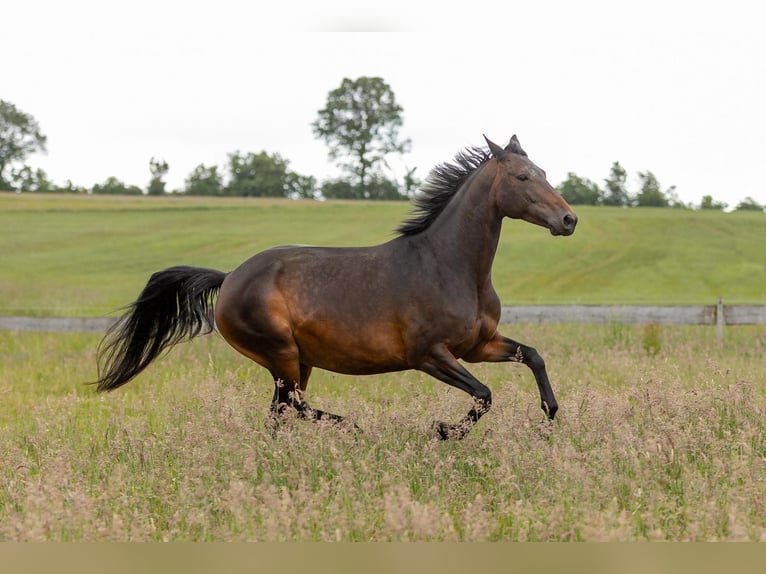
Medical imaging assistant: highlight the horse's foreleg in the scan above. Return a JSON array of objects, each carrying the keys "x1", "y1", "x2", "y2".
[
  {"x1": 419, "y1": 345, "x2": 492, "y2": 440},
  {"x1": 466, "y1": 334, "x2": 558, "y2": 420}
]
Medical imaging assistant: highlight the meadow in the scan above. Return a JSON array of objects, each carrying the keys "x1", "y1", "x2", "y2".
[
  {"x1": 1, "y1": 193, "x2": 765, "y2": 541},
  {"x1": 1, "y1": 325, "x2": 765, "y2": 541}
]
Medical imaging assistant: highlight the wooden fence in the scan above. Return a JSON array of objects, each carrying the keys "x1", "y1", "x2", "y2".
[
  {"x1": 2, "y1": 299, "x2": 765, "y2": 340},
  {"x1": 501, "y1": 299, "x2": 766, "y2": 341},
  {"x1": 0, "y1": 316, "x2": 115, "y2": 333}
]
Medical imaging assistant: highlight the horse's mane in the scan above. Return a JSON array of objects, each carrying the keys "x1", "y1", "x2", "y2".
[{"x1": 396, "y1": 146, "x2": 490, "y2": 236}]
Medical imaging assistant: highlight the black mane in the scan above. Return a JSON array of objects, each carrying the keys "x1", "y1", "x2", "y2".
[{"x1": 397, "y1": 146, "x2": 490, "y2": 236}]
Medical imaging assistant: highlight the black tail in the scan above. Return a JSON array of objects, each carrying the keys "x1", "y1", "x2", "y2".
[{"x1": 94, "y1": 265, "x2": 227, "y2": 392}]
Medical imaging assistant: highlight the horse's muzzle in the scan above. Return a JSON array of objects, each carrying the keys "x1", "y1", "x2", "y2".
[{"x1": 550, "y1": 213, "x2": 578, "y2": 236}]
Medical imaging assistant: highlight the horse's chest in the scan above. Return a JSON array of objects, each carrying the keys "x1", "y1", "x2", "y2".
[{"x1": 444, "y1": 308, "x2": 499, "y2": 358}]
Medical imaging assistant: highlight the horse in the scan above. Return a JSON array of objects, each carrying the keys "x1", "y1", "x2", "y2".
[{"x1": 93, "y1": 135, "x2": 577, "y2": 440}]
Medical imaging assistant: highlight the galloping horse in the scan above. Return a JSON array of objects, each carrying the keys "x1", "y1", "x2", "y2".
[{"x1": 94, "y1": 135, "x2": 577, "y2": 439}]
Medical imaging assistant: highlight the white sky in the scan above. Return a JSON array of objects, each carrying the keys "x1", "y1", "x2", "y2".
[{"x1": 3, "y1": 0, "x2": 765, "y2": 206}]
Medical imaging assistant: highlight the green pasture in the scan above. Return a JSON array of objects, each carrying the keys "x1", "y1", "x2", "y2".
[{"x1": 1, "y1": 192, "x2": 765, "y2": 317}]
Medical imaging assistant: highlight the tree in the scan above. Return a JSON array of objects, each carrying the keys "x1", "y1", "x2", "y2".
[
  {"x1": 223, "y1": 150, "x2": 314, "y2": 198},
  {"x1": 634, "y1": 170, "x2": 669, "y2": 207},
  {"x1": 226, "y1": 151, "x2": 292, "y2": 197},
  {"x1": 10, "y1": 165, "x2": 53, "y2": 192},
  {"x1": 365, "y1": 174, "x2": 404, "y2": 200},
  {"x1": 312, "y1": 77, "x2": 411, "y2": 199},
  {"x1": 557, "y1": 172, "x2": 602, "y2": 205},
  {"x1": 320, "y1": 175, "x2": 403, "y2": 200},
  {"x1": 699, "y1": 195, "x2": 727, "y2": 210},
  {"x1": 320, "y1": 179, "x2": 357, "y2": 200},
  {"x1": 402, "y1": 166, "x2": 421, "y2": 198},
  {"x1": 55, "y1": 179, "x2": 89, "y2": 194},
  {"x1": 664, "y1": 186, "x2": 689, "y2": 209},
  {"x1": 184, "y1": 164, "x2": 224, "y2": 196},
  {"x1": 92, "y1": 176, "x2": 142, "y2": 195},
  {"x1": 734, "y1": 196, "x2": 764, "y2": 212},
  {"x1": 285, "y1": 172, "x2": 318, "y2": 200},
  {"x1": 602, "y1": 161, "x2": 631, "y2": 206},
  {"x1": 0, "y1": 100, "x2": 47, "y2": 190},
  {"x1": 147, "y1": 157, "x2": 169, "y2": 195}
]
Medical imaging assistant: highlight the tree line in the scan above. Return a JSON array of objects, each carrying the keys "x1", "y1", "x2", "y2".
[
  {"x1": 1, "y1": 86, "x2": 764, "y2": 210},
  {"x1": 0, "y1": 78, "x2": 416, "y2": 201},
  {"x1": 558, "y1": 161, "x2": 763, "y2": 212}
]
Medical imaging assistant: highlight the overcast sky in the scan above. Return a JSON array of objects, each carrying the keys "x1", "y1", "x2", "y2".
[{"x1": 4, "y1": 1, "x2": 765, "y2": 207}]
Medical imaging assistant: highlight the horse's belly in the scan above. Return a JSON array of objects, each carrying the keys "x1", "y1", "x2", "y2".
[{"x1": 294, "y1": 320, "x2": 409, "y2": 375}]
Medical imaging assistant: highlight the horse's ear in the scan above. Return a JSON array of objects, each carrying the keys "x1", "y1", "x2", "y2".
[
  {"x1": 504, "y1": 135, "x2": 528, "y2": 157},
  {"x1": 484, "y1": 135, "x2": 505, "y2": 159}
]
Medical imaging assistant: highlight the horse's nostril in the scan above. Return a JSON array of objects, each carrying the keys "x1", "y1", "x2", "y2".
[{"x1": 563, "y1": 213, "x2": 577, "y2": 231}]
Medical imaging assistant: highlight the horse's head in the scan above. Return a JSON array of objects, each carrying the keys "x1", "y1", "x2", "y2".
[{"x1": 485, "y1": 135, "x2": 577, "y2": 236}]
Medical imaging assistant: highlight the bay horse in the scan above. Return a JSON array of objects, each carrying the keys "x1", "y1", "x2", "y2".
[{"x1": 94, "y1": 135, "x2": 577, "y2": 439}]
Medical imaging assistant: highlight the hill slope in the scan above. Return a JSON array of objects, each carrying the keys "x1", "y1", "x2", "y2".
[{"x1": 1, "y1": 193, "x2": 764, "y2": 316}]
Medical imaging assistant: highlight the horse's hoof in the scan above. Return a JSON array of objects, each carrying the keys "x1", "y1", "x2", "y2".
[
  {"x1": 433, "y1": 421, "x2": 469, "y2": 440},
  {"x1": 538, "y1": 417, "x2": 554, "y2": 439},
  {"x1": 434, "y1": 421, "x2": 450, "y2": 440},
  {"x1": 343, "y1": 420, "x2": 363, "y2": 435}
]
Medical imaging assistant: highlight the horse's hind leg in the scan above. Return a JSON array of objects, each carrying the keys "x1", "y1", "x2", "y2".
[
  {"x1": 269, "y1": 361, "x2": 347, "y2": 426},
  {"x1": 296, "y1": 364, "x2": 347, "y2": 423}
]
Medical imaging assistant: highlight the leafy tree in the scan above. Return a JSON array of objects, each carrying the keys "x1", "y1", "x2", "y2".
[
  {"x1": 226, "y1": 151, "x2": 291, "y2": 197},
  {"x1": 55, "y1": 179, "x2": 89, "y2": 194},
  {"x1": 10, "y1": 165, "x2": 54, "y2": 192},
  {"x1": 366, "y1": 174, "x2": 403, "y2": 200},
  {"x1": 320, "y1": 178, "x2": 356, "y2": 200},
  {"x1": 184, "y1": 164, "x2": 224, "y2": 196},
  {"x1": 285, "y1": 172, "x2": 318, "y2": 200},
  {"x1": 635, "y1": 170, "x2": 669, "y2": 207},
  {"x1": 320, "y1": 175, "x2": 403, "y2": 200},
  {"x1": 312, "y1": 76, "x2": 411, "y2": 199},
  {"x1": 602, "y1": 161, "x2": 631, "y2": 206},
  {"x1": 0, "y1": 100, "x2": 47, "y2": 190},
  {"x1": 225, "y1": 151, "x2": 315, "y2": 198},
  {"x1": 147, "y1": 157, "x2": 169, "y2": 195},
  {"x1": 734, "y1": 196, "x2": 764, "y2": 212},
  {"x1": 557, "y1": 172, "x2": 602, "y2": 205},
  {"x1": 402, "y1": 166, "x2": 421, "y2": 198},
  {"x1": 699, "y1": 195, "x2": 728, "y2": 210},
  {"x1": 92, "y1": 176, "x2": 142, "y2": 195},
  {"x1": 664, "y1": 186, "x2": 689, "y2": 209}
]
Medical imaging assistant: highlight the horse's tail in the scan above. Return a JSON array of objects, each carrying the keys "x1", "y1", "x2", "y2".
[{"x1": 93, "y1": 265, "x2": 227, "y2": 392}]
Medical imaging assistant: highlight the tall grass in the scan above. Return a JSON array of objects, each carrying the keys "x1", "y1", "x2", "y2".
[{"x1": 1, "y1": 324, "x2": 764, "y2": 541}]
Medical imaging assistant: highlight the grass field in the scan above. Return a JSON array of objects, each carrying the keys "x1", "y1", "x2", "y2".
[
  {"x1": 1, "y1": 193, "x2": 765, "y2": 541},
  {"x1": 1, "y1": 192, "x2": 765, "y2": 317},
  {"x1": 1, "y1": 324, "x2": 765, "y2": 541}
]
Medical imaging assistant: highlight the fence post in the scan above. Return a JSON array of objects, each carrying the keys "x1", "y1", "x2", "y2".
[{"x1": 716, "y1": 297, "x2": 724, "y2": 343}]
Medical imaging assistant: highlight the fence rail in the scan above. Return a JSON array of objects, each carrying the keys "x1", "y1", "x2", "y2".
[
  {"x1": 501, "y1": 303, "x2": 766, "y2": 326},
  {"x1": 501, "y1": 300, "x2": 766, "y2": 341},
  {"x1": 2, "y1": 300, "x2": 765, "y2": 336},
  {"x1": 0, "y1": 316, "x2": 115, "y2": 333}
]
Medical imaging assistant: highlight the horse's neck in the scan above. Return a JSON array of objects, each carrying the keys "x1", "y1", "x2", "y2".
[{"x1": 421, "y1": 165, "x2": 503, "y2": 286}]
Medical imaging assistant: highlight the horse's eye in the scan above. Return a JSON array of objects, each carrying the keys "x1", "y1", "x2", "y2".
[{"x1": 516, "y1": 174, "x2": 530, "y2": 182}]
